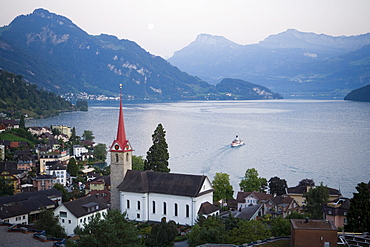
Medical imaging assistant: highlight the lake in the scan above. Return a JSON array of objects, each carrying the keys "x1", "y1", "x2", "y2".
[{"x1": 26, "y1": 99, "x2": 370, "y2": 198}]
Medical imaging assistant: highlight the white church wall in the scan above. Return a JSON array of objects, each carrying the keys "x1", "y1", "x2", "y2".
[{"x1": 120, "y1": 191, "x2": 213, "y2": 225}]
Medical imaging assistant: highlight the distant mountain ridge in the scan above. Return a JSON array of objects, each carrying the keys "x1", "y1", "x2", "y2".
[
  {"x1": 168, "y1": 30, "x2": 370, "y2": 98},
  {"x1": 0, "y1": 9, "x2": 281, "y2": 100}
]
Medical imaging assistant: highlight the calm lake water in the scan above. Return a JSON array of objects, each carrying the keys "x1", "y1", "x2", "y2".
[{"x1": 26, "y1": 100, "x2": 370, "y2": 198}]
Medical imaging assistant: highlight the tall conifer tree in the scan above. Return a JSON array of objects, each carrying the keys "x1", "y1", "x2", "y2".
[{"x1": 144, "y1": 123, "x2": 170, "y2": 172}]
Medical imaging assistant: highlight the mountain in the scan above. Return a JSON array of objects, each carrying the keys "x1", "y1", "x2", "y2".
[
  {"x1": 168, "y1": 30, "x2": 370, "y2": 98},
  {"x1": 216, "y1": 78, "x2": 282, "y2": 100},
  {"x1": 0, "y1": 9, "x2": 219, "y2": 100},
  {"x1": 0, "y1": 69, "x2": 75, "y2": 119},
  {"x1": 344, "y1": 84, "x2": 370, "y2": 102}
]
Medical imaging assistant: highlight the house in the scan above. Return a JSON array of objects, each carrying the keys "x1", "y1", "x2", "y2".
[
  {"x1": 89, "y1": 189, "x2": 111, "y2": 204},
  {"x1": 85, "y1": 178, "x2": 105, "y2": 194},
  {"x1": 46, "y1": 161, "x2": 68, "y2": 187},
  {"x1": 323, "y1": 197, "x2": 350, "y2": 229},
  {"x1": 0, "y1": 189, "x2": 62, "y2": 224},
  {"x1": 0, "y1": 161, "x2": 21, "y2": 194},
  {"x1": 39, "y1": 150, "x2": 70, "y2": 174},
  {"x1": 14, "y1": 150, "x2": 36, "y2": 172},
  {"x1": 118, "y1": 170, "x2": 216, "y2": 225},
  {"x1": 27, "y1": 126, "x2": 52, "y2": 136},
  {"x1": 286, "y1": 185, "x2": 342, "y2": 206},
  {"x1": 32, "y1": 174, "x2": 56, "y2": 191},
  {"x1": 53, "y1": 195, "x2": 109, "y2": 236},
  {"x1": 266, "y1": 195, "x2": 300, "y2": 218},
  {"x1": 0, "y1": 119, "x2": 19, "y2": 132},
  {"x1": 229, "y1": 204, "x2": 266, "y2": 221},
  {"x1": 0, "y1": 203, "x2": 29, "y2": 225},
  {"x1": 236, "y1": 191, "x2": 273, "y2": 209},
  {"x1": 290, "y1": 218, "x2": 337, "y2": 247},
  {"x1": 73, "y1": 145, "x2": 88, "y2": 159},
  {"x1": 51, "y1": 125, "x2": 72, "y2": 138}
]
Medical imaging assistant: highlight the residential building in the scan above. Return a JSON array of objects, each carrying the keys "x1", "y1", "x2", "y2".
[
  {"x1": 0, "y1": 161, "x2": 21, "y2": 194},
  {"x1": 53, "y1": 195, "x2": 109, "y2": 236},
  {"x1": 118, "y1": 170, "x2": 216, "y2": 225},
  {"x1": 39, "y1": 150, "x2": 70, "y2": 174},
  {"x1": 46, "y1": 161, "x2": 68, "y2": 187},
  {"x1": 323, "y1": 197, "x2": 350, "y2": 229},
  {"x1": 73, "y1": 145, "x2": 88, "y2": 159},
  {"x1": 14, "y1": 150, "x2": 36, "y2": 172},
  {"x1": 236, "y1": 191, "x2": 273, "y2": 209},
  {"x1": 229, "y1": 204, "x2": 266, "y2": 221},
  {"x1": 0, "y1": 189, "x2": 62, "y2": 224},
  {"x1": 286, "y1": 185, "x2": 342, "y2": 206},
  {"x1": 32, "y1": 174, "x2": 56, "y2": 191},
  {"x1": 52, "y1": 125, "x2": 72, "y2": 138},
  {"x1": 266, "y1": 195, "x2": 300, "y2": 218},
  {"x1": 290, "y1": 219, "x2": 337, "y2": 247},
  {"x1": 27, "y1": 126, "x2": 52, "y2": 136},
  {"x1": 0, "y1": 144, "x2": 5, "y2": 160}
]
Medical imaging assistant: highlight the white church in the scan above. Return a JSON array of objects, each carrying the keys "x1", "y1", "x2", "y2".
[{"x1": 109, "y1": 86, "x2": 218, "y2": 225}]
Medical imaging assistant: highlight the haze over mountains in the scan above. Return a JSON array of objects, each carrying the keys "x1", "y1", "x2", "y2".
[
  {"x1": 1, "y1": 8, "x2": 369, "y2": 100},
  {"x1": 168, "y1": 30, "x2": 370, "y2": 98}
]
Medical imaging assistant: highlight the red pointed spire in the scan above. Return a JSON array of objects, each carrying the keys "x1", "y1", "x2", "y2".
[
  {"x1": 116, "y1": 85, "x2": 127, "y2": 146},
  {"x1": 110, "y1": 84, "x2": 132, "y2": 152}
]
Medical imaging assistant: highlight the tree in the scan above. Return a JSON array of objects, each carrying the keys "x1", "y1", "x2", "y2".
[
  {"x1": 212, "y1": 172, "x2": 234, "y2": 202},
  {"x1": 132, "y1": 155, "x2": 144, "y2": 171},
  {"x1": 144, "y1": 124, "x2": 170, "y2": 173},
  {"x1": 268, "y1": 176, "x2": 288, "y2": 196},
  {"x1": 304, "y1": 182, "x2": 329, "y2": 219},
  {"x1": 239, "y1": 168, "x2": 267, "y2": 192},
  {"x1": 146, "y1": 217, "x2": 178, "y2": 247},
  {"x1": 53, "y1": 183, "x2": 69, "y2": 202},
  {"x1": 227, "y1": 220, "x2": 270, "y2": 245},
  {"x1": 298, "y1": 179, "x2": 315, "y2": 187},
  {"x1": 67, "y1": 157, "x2": 79, "y2": 177},
  {"x1": 345, "y1": 182, "x2": 370, "y2": 233},
  {"x1": 187, "y1": 216, "x2": 227, "y2": 247},
  {"x1": 19, "y1": 114, "x2": 25, "y2": 129},
  {"x1": 82, "y1": 130, "x2": 95, "y2": 141},
  {"x1": 73, "y1": 210, "x2": 141, "y2": 247},
  {"x1": 35, "y1": 208, "x2": 67, "y2": 238},
  {"x1": 270, "y1": 217, "x2": 291, "y2": 237},
  {"x1": 0, "y1": 177, "x2": 14, "y2": 196},
  {"x1": 94, "y1": 143, "x2": 107, "y2": 161}
]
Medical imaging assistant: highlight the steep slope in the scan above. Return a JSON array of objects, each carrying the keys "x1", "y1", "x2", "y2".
[
  {"x1": 0, "y1": 9, "x2": 216, "y2": 100},
  {"x1": 168, "y1": 30, "x2": 370, "y2": 98},
  {"x1": 344, "y1": 84, "x2": 370, "y2": 102}
]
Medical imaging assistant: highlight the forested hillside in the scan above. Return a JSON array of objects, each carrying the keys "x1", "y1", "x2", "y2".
[{"x1": 0, "y1": 69, "x2": 75, "y2": 119}]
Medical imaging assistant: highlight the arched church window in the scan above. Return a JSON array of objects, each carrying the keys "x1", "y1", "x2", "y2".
[
  {"x1": 174, "y1": 203, "x2": 178, "y2": 216},
  {"x1": 115, "y1": 154, "x2": 119, "y2": 163},
  {"x1": 137, "y1": 201, "x2": 140, "y2": 210},
  {"x1": 126, "y1": 153, "x2": 129, "y2": 162},
  {"x1": 163, "y1": 202, "x2": 167, "y2": 215},
  {"x1": 186, "y1": 204, "x2": 189, "y2": 218},
  {"x1": 152, "y1": 201, "x2": 156, "y2": 214},
  {"x1": 127, "y1": 200, "x2": 130, "y2": 209}
]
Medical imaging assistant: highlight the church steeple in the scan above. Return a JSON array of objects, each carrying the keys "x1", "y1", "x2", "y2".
[
  {"x1": 110, "y1": 84, "x2": 133, "y2": 210},
  {"x1": 110, "y1": 84, "x2": 133, "y2": 153}
]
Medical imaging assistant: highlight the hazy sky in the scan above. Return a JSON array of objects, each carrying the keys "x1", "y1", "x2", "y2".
[{"x1": 1, "y1": 0, "x2": 370, "y2": 58}]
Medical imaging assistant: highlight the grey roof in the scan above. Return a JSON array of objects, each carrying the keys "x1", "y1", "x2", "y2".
[
  {"x1": 0, "y1": 189, "x2": 62, "y2": 205},
  {"x1": 62, "y1": 196, "x2": 108, "y2": 218},
  {"x1": 0, "y1": 203, "x2": 29, "y2": 219},
  {"x1": 19, "y1": 196, "x2": 55, "y2": 212},
  {"x1": 0, "y1": 161, "x2": 18, "y2": 175},
  {"x1": 117, "y1": 170, "x2": 212, "y2": 197},
  {"x1": 231, "y1": 204, "x2": 263, "y2": 220}
]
